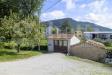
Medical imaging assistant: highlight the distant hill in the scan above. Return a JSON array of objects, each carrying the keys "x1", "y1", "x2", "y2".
[{"x1": 43, "y1": 18, "x2": 112, "y2": 31}]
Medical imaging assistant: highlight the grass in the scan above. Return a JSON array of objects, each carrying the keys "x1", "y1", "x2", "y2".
[
  {"x1": 66, "y1": 56, "x2": 112, "y2": 75},
  {"x1": 0, "y1": 49, "x2": 43, "y2": 62},
  {"x1": 105, "y1": 46, "x2": 112, "y2": 50},
  {"x1": 66, "y1": 56, "x2": 112, "y2": 67},
  {"x1": 104, "y1": 63, "x2": 112, "y2": 67},
  {"x1": 66, "y1": 56, "x2": 100, "y2": 64}
]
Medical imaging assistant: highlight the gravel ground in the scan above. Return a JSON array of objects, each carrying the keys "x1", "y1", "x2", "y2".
[{"x1": 0, "y1": 53, "x2": 112, "y2": 75}]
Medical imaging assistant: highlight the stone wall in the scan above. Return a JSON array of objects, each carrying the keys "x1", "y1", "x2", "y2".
[{"x1": 70, "y1": 43, "x2": 106, "y2": 61}]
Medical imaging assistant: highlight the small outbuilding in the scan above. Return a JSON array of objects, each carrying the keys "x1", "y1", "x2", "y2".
[
  {"x1": 70, "y1": 40, "x2": 106, "y2": 61},
  {"x1": 48, "y1": 34, "x2": 80, "y2": 53}
]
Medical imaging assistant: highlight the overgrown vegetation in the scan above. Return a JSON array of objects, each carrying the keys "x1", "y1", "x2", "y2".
[
  {"x1": 94, "y1": 38, "x2": 112, "y2": 52},
  {"x1": 104, "y1": 42, "x2": 112, "y2": 53}
]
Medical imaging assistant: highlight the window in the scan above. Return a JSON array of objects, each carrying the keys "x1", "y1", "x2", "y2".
[
  {"x1": 59, "y1": 40, "x2": 63, "y2": 46},
  {"x1": 63, "y1": 40, "x2": 68, "y2": 46},
  {"x1": 110, "y1": 35, "x2": 112, "y2": 39},
  {"x1": 101, "y1": 34, "x2": 107, "y2": 40},
  {"x1": 54, "y1": 40, "x2": 68, "y2": 46}
]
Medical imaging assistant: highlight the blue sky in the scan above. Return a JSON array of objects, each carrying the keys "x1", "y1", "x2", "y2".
[{"x1": 40, "y1": 0, "x2": 112, "y2": 29}]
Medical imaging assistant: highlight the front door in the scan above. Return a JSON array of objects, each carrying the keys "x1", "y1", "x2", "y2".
[{"x1": 54, "y1": 40, "x2": 68, "y2": 53}]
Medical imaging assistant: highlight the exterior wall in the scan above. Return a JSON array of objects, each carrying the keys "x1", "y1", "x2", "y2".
[
  {"x1": 45, "y1": 26, "x2": 53, "y2": 37},
  {"x1": 70, "y1": 43, "x2": 106, "y2": 61},
  {"x1": 70, "y1": 36, "x2": 80, "y2": 46},
  {"x1": 48, "y1": 39, "x2": 54, "y2": 52},
  {"x1": 84, "y1": 33, "x2": 92, "y2": 40}
]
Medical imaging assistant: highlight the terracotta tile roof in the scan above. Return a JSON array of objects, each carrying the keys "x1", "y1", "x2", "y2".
[
  {"x1": 86, "y1": 40, "x2": 105, "y2": 49},
  {"x1": 48, "y1": 34, "x2": 74, "y2": 40}
]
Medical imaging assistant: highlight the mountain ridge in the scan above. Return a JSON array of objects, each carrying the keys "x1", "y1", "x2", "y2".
[{"x1": 43, "y1": 18, "x2": 112, "y2": 31}]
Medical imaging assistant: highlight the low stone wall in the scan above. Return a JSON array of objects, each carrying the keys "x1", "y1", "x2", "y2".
[{"x1": 70, "y1": 43, "x2": 106, "y2": 61}]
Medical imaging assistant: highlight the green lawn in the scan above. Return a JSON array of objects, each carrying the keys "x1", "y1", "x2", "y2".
[
  {"x1": 67, "y1": 56, "x2": 112, "y2": 67},
  {"x1": 67, "y1": 56, "x2": 101, "y2": 64},
  {"x1": 0, "y1": 49, "x2": 43, "y2": 62}
]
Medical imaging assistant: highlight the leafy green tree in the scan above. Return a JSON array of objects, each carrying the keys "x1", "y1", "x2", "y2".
[
  {"x1": 87, "y1": 25, "x2": 94, "y2": 32},
  {"x1": 17, "y1": 0, "x2": 44, "y2": 17},
  {"x1": 0, "y1": 0, "x2": 45, "y2": 52},
  {"x1": 60, "y1": 20, "x2": 72, "y2": 33},
  {"x1": 0, "y1": 0, "x2": 44, "y2": 18},
  {"x1": 52, "y1": 26, "x2": 57, "y2": 34},
  {"x1": 77, "y1": 24, "x2": 82, "y2": 31},
  {"x1": 0, "y1": 13, "x2": 20, "y2": 40},
  {"x1": 0, "y1": 13, "x2": 45, "y2": 52}
]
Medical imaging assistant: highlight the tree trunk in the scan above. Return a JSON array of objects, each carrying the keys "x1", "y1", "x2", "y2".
[
  {"x1": 38, "y1": 40, "x2": 41, "y2": 51},
  {"x1": 38, "y1": 44, "x2": 40, "y2": 51},
  {"x1": 17, "y1": 44, "x2": 20, "y2": 53}
]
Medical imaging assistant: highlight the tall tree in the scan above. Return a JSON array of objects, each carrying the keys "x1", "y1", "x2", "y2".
[
  {"x1": 0, "y1": 13, "x2": 45, "y2": 52},
  {"x1": 77, "y1": 24, "x2": 82, "y2": 31},
  {"x1": 0, "y1": 0, "x2": 44, "y2": 18},
  {"x1": 60, "y1": 20, "x2": 72, "y2": 33},
  {"x1": 52, "y1": 26, "x2": 57, "y2": 34},
  {"x1": 87, "y1": 25, "x2": 94, "y2": 32},
  {"x1": 18, "y1": 0, "x2": 44, "y2": 17},
  {"x1": 0, "y1": 0, "x2": 45, "y2": 52}
]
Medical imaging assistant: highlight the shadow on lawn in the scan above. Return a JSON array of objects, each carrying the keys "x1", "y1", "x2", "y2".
[
  {"x1": 0, "y1": 51, "x2": 17, "y2": 56},
  {"x1": 0, "y1": 49, "x2": 48, "y2": 56}
]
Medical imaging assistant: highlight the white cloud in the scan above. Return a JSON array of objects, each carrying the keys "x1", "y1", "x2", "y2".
[
  {"x1": 85, "y1": 13, "x2": 103, "y2": 22},
  {"x1": 88, "y1": 0, "x2": 106, "y2": 13},
  {"x1": 80, "y1": 4, "x2": 86, "y2": 8},
  {"x1": 85, "y1": 13, "x2": 112, "y2": 28},
  {"x1": 62, "y1": 0, "x2": 76, "y2": 10},
  {"x1": 76, "y1": 0, "x2": 112, "y2": 28},
  {"x1": 41, "y1": 10, "x2": 66, "y2": 21}
]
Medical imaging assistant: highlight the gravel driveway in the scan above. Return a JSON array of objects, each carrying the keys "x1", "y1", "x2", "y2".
[{"x1": 0, "y1": 53, "x2": 112, "y2": 75}]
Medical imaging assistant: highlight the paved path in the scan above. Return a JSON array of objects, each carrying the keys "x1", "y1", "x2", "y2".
[{"x1": 0, "y1": 53, "x2": 112, "y2": 75}]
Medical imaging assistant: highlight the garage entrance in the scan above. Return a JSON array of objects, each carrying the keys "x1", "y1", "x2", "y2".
[{"x1": 54, "y1": 40, "x2": 68, "y2": 53}]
